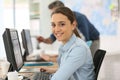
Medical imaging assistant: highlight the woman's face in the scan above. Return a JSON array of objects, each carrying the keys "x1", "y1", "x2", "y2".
[{"x1": 51, "y1": 13, "x2": 76, "y2": 44}]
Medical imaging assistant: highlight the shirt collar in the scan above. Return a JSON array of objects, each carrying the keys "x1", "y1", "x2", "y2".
[{"x1": 59, "y1": 34, "x2": 77, "y2": 53}]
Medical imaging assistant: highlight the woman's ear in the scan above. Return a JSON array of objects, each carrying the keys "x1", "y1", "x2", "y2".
[{"x1": 72, "y1": 20, "x2": 77, "y2": 30}]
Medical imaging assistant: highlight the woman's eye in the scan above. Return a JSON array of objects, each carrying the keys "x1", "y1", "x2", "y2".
[
  {"x1": 51, "y1": 24, "x2": 56, "y2": 28},
  {"x1": 59, "y1": 23, "x2": 65, "y2": 27}
]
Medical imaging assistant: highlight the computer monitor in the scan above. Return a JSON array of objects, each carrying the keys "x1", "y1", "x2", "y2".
[
  {"x1": 21, "y1": 29, "x2": 33, "y2": 61},
  {"x1": 2, "y1": 28, "x2": 24, "y2": 72}
]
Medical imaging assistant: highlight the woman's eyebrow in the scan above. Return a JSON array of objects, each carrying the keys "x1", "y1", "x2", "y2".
[{"x1": 58, "y1": 21, "x2": 65, "y2": 23}]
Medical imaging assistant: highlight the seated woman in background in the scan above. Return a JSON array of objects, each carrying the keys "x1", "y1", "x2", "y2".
[{"x1": 40, "y1": 7, "x2": 95, "y2": 80}]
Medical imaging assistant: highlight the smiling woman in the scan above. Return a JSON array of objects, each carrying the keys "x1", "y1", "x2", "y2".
[
  {"x1": 51, "y1": 16, "x2": 75, "y2": 43},
  {"x1": 40, "y1": 7, "x2": 95, "y2": 80}
]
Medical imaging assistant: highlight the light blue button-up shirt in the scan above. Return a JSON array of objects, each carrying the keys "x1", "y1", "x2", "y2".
[{"x1": 51, "y1": 34, "x2": 95, "y2": 80}]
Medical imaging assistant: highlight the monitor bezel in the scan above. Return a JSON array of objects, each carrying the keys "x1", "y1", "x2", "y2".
[{"x1": 2, "y1": 28, "x2": 24, "y2": 72}]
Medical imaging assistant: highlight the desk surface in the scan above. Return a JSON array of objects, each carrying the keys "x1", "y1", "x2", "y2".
[
  {"x1": 0, "y1": 60, "x2": 58, "y2": 80},
  {"x1": 19, "y1": 62, "x2": 58, "y2": 80}
]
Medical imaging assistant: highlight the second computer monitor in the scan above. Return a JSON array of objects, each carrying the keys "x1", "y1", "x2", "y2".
[{"x1": 21, "y1": 29, "x2": 33, "y2": 60}]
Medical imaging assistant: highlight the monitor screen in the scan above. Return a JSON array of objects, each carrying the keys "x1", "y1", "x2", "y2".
[
  {"x1": 2, "y1": 28, "x2": 23, "y2": 72},
  {"x1": 21, "y1": 29, "x2": 33, "y2": 60}
]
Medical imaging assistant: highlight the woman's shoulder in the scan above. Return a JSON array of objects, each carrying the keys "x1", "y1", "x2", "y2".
[{"x1": 74, "y1": 38, "x2": 90, "y2": 49}]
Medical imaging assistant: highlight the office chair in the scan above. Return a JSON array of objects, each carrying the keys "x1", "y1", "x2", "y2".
[{"x1": 93, "y1": 49, "x2": 106, "y2": 80}]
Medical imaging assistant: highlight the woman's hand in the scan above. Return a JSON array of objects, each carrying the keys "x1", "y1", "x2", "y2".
[{"x1": 40, "y1": 67, "x2": 57, "y2": 74}]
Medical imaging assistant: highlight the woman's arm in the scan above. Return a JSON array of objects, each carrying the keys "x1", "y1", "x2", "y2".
[{"x1": 40, "y1": 53, "x2": 58, "y2": 62}]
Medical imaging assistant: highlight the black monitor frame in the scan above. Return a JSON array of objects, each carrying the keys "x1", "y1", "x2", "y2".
[
  {"x1": 21, "y1": 29, "x2": 33, "y2": 61},
  {"x1": 2, "y1": 28, "x2": 24, "y2": 72}
]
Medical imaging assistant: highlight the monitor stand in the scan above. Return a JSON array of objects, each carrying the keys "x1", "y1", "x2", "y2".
[
  {"x1": 23, "y1": 51, "x2": 29, "y2": 61},
  {"x1": 8, "y1": 64, "x2": 14, "y2": 72}
]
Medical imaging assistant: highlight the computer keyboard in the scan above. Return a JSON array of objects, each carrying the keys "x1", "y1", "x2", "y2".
[{"x1": 31, "y1": 72, "x2": 52, "y2": 80}]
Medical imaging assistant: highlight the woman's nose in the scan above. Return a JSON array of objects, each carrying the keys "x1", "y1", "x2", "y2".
[{"x1": 54, "y1": 26, "x2": 61, "y2": 31}]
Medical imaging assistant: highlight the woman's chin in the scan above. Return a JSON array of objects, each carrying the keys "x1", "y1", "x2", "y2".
[
  {"x1": 57, "y1": 39, "x2": 61, "y2": 41},
  {"x1": 56, "y1": 38, "x2": 62, "y2": 41}
]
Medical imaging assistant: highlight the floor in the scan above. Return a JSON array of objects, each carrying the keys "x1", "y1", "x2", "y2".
[{"x1": 98, "y1": 53, "x2": 120, "y2": 80}]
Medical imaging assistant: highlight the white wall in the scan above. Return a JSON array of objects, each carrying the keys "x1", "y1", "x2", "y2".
[
  {"x1": 0, "y1": 0, "x2": 30, "y2": 59},
  {"x1": 39, "y1": 0, "x2": 55, "y2": 37},
  {"x1": 0, "y1": 0, "x2": 6, "y2": 59}
]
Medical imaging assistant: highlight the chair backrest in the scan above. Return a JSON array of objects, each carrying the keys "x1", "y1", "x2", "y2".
[{"x1": 93, "y1": 49, "x2": 106, "y2": 80}]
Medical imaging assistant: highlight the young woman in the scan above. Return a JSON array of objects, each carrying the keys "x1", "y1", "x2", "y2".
[{"x1": 40, "y1": 7, "x2": 95, "y2": 80}]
